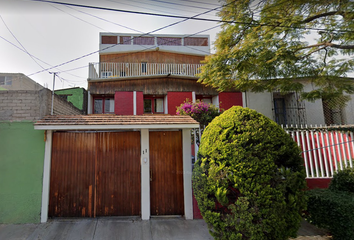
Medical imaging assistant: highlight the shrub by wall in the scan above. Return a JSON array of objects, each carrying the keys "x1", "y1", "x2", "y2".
[
  {"x1": 307, "y1": 189, "x2": 354, "y2": 240},
  {"x1": 193, "y1": 106, "x2": 307, "y2": 240},
  {"x1": 307, "y1": 167, "x2": 354, "y2": 240}
]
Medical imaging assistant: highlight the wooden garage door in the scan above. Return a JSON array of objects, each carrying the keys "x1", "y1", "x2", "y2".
[
  {"x1": 49, "y1": 131, "x2": 141, "y2": 218},
  {"x1": 149, "y1": 131, "x2": 184, "y2": 216}
]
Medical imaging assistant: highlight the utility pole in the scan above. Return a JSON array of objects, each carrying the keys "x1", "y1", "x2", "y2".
[{"x1": 49, "y1": 72, "x2": 58, "y2": 115}]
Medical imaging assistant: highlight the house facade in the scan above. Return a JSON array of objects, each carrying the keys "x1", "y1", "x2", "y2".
[
  {"x1": 87, "y1": 33, "x2": 243, "y2": 115},
  {"x1": 245, "y1": 78, "x2": 354, "y2": 126},
  {"x1": 32, "y1": 33, "x2": 244, "y2": 223}
]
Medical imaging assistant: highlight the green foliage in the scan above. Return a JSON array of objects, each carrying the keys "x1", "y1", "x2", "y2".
[
  {"x1": 193, "y1": 106, "x2": 307, "y2": 240},
  {"x1": 199, "y1": 0, "x2": 354, "y2": 101},
  {"x1": 329, "y1": 167, "x2": 354, "y2": 193},
  {"x1": 176, "y1": 100, "x2": 221, "y2": 128},
  {"x1": 307, "y1": 188, "x2": 354, "y2": 240}
]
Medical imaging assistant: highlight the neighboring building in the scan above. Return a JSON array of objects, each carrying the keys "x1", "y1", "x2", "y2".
[
  {"x1": 55, "y1": 87, "x2": 88, "y2": 114},
  {"x1": 244, "y1": 77, "x2": 354, "y2": 126},
  {"x1": 0, "y1": 82, "x2": 83, "y2": 224},
  {"x1": 0, "y1": 73, "x2": 43, "y2": 91}
]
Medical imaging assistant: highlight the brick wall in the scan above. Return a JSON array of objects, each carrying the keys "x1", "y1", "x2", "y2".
[{"x1": 0, "y1": 89, "x2": 83, "y2": 121}]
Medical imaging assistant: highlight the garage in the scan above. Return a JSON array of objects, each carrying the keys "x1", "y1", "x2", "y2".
[
  {"x1": 49, "y1": 131, "x2": 141, "y2": 217},
  {"x1": 34, "y1": 115, "x2": 199, "y2": 222}
]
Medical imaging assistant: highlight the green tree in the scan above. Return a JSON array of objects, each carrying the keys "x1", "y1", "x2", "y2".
[{"x1": 199, "y1": 0, "x2": 354, "y2": 102}]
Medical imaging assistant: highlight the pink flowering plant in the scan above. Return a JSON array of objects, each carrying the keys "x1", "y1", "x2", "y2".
[{"x1": 176, "y1": 100, "x2": 221, "y2": 129}]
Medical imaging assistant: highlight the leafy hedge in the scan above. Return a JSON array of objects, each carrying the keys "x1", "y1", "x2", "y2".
[
  {"x1": 307, "y1": 167, "x2": 354, "y2": 240},
  {"x1": 307, "y1": 189, "x2": 354, "y2": 240},
  {"x1": 328, "y1": 167, "x2": 354, "y2": 193},
  {"x1": 193, "y1": 106, "x2": 307, "y2": 240}
]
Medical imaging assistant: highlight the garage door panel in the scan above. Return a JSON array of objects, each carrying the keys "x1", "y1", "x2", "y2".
[
  {"x1": 96, "y1": 132, "x2": 141, "y2": 216},
  {"x1": 49, "y1": 131, "x2": 141, "y2": 218},
  {"x1": 49, "y1": 132, "x2": 95, "y2": 217},
  {"x1": 150, "y1": 131, "x2": 184, "y2": 216}
]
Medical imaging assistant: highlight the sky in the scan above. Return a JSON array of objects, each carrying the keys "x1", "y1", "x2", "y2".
[{"x1": 0, "y1": 0, "x2": 222, "y2": 90}]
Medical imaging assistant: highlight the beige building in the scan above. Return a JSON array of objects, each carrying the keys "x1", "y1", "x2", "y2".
[{"x1": 0, "y1": 73, "x2": 43, "y2": 91}]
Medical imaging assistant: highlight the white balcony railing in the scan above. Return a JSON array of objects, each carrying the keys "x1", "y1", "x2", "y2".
[{"x1": 88, "y1": 62, "x2": 203, "y2": 80}]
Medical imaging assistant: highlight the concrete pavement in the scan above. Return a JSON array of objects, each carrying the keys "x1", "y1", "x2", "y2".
[
  {"x1": 0, "y1": 217, "x2": 213, "y2": 240},
  {"x1": 0, "y1": 217, "x2": 330, "y2": 240}
]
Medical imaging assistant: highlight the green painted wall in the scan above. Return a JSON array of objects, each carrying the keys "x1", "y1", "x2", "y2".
[
  {"x1": 55, "y1": 88, "x2": 85, "y2": 110},
  {"x1": 0, "y1": 122, "x2": 45, "y2": 223}
]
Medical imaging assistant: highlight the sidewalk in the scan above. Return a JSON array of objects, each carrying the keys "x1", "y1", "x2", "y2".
[{"x1": 0, "y1": 217, "x2": 330, "y2": 240}]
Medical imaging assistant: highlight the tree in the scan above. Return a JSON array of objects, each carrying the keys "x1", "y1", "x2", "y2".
[
  {"x1": 199, "y1": 0, "x2": 354, "y2": 103},
  {"x1": 193, "y1": 106, "x2": 307, "y2": 240}
]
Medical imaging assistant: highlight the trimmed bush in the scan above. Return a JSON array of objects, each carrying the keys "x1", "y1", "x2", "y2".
[
  {"x1": 193, "y1": 106, "x2": 307, "y2": 240},
  {"x1": 307, "y1": 189, "x2": 354, "y2": 240},
  {"x1": 328, "y1": 167, "x2": 354, "y2": 193}
]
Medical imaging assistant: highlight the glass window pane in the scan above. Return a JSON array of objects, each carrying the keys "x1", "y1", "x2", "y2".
[
  {"x1": 154, "y1": 99, "x2": 164, "y2": 113},
  {"x1": 94, "y1": 99, "x2": 103, "y2": 114},
  {"x1": 0, "y1": 76, "x2": 5, "y2": 85},
  {"x1": 105, "y1": 98, "x2": 114, "y2": 113},
  {"x1": 5, "y1": 76, "x2": 12, "y2": 85},
  {"x1": 202, "y1": 98, "x2": 211, "y2": 104},
  {"x1": 144, "y1": 99, "x2": 152, "y2": 113}
]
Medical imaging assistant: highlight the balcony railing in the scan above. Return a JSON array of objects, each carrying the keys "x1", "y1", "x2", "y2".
[{"x1": 88, "y1": 62, "x2": 203, "y2": 80}]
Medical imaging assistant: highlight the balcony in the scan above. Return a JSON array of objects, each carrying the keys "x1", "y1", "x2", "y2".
[{"x1": 88, "y1": 62, "x2": 203, "y2": 80}]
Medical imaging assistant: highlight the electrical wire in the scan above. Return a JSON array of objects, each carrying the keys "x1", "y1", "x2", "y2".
[
  {"x1": 29, "y1": 0, "x2": 354, "y2": 33},
  {"x1": 0, "y1": 14, "x2": 47, "y2": 71},
  {"x1": 28, "y1": 0, "x2": 229, "y2": 76}
]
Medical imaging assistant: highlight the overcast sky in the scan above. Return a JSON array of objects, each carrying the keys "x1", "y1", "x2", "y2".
[{"x1": 0, "y1": 0, "x2": 222, "y2": 90}]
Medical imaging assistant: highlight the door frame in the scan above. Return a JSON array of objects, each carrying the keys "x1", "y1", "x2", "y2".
[{"x1": 40, "y1": 128, "x2": 193, "y2": 222}]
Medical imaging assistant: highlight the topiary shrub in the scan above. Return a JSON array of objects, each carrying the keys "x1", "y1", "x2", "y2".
[
  {"x1": 328, "y1": 167, "x2": 354, "y2": 193},
  {"x1": 193, "y1": 106, "x2": 307, "y2": 240}
]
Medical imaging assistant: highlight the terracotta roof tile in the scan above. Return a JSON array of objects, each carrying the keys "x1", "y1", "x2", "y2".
[{"x1": 35, "y1": 114, "x2": 199, "y2": 126}]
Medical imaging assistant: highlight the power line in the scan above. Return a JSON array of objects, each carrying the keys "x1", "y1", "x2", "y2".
[
  {"x1": 30, "y1": 0, "x2": 222, "y2": 22},
  {"x1": 29, "y1": 0, "x2": 354, "y2": 33},
  {"x1": 0, "y1": 14, "x2": 47, "y2": 71},
  {"x1": 28, "y1": 0, "x2": 228, "y2": 76}
]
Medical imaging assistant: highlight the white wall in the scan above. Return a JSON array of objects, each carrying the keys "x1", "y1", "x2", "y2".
[{"x1": 244, "y1": 91, "x2": 273, "y2": 119}]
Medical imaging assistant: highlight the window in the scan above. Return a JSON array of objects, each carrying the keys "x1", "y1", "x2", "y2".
[
  {"x1": 272, "y1": 92, "x2": 306, "y2": 125},
  {"x1": 141, "y1": 62, "x2": 147, "y2": 73},
  {"x1": 322, "y1": 99, "x2": 345, "y2": 125},
  {"x1": 196, "y1": 95, "x2": 212, "y2": 104},
  {"x1": 101, "y1": 71, "x2": 112, "y2": 78},
  {"x1": 144, "y1": 96, "x2": 164, "y2": 114},
  {"x1": 101, "y1": 36, "x2": 117, "y2": 44},
  {"x1": 274, "y1": 98, "x2": 287, "y2": 125},
  {"x1": 0, "y1": 76, "x2": 12, "y2": 85},
  {"x1": 93, "y1": 97, "x2": 114, "y2": 114}
]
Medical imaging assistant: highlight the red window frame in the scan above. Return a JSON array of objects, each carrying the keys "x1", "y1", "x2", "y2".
[
  {"x1": 93, "y1": 96, "x2": 115, "y2": 114},
  {"x1": 144, "y1": 96, "x2": 164, "y2": 114}
]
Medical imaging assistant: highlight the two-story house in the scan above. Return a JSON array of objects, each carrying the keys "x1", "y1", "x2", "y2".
[{"x1": 33, "y1": 33, "x2": 243, "y2": 223}]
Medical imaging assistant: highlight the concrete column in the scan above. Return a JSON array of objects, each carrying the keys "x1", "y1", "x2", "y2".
[
  {"x1": 192, "y1": 92, "x2": 196, "y2": 103},
  {"x1": 141, "y1": 129, "x2": 150, "y2": 220},
  {"x1": 41, "y1": 130, "x2": 53, "y2": 223},
  {"x1": 182, "y1": 129, "x2": 193, "y2": 219}
]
